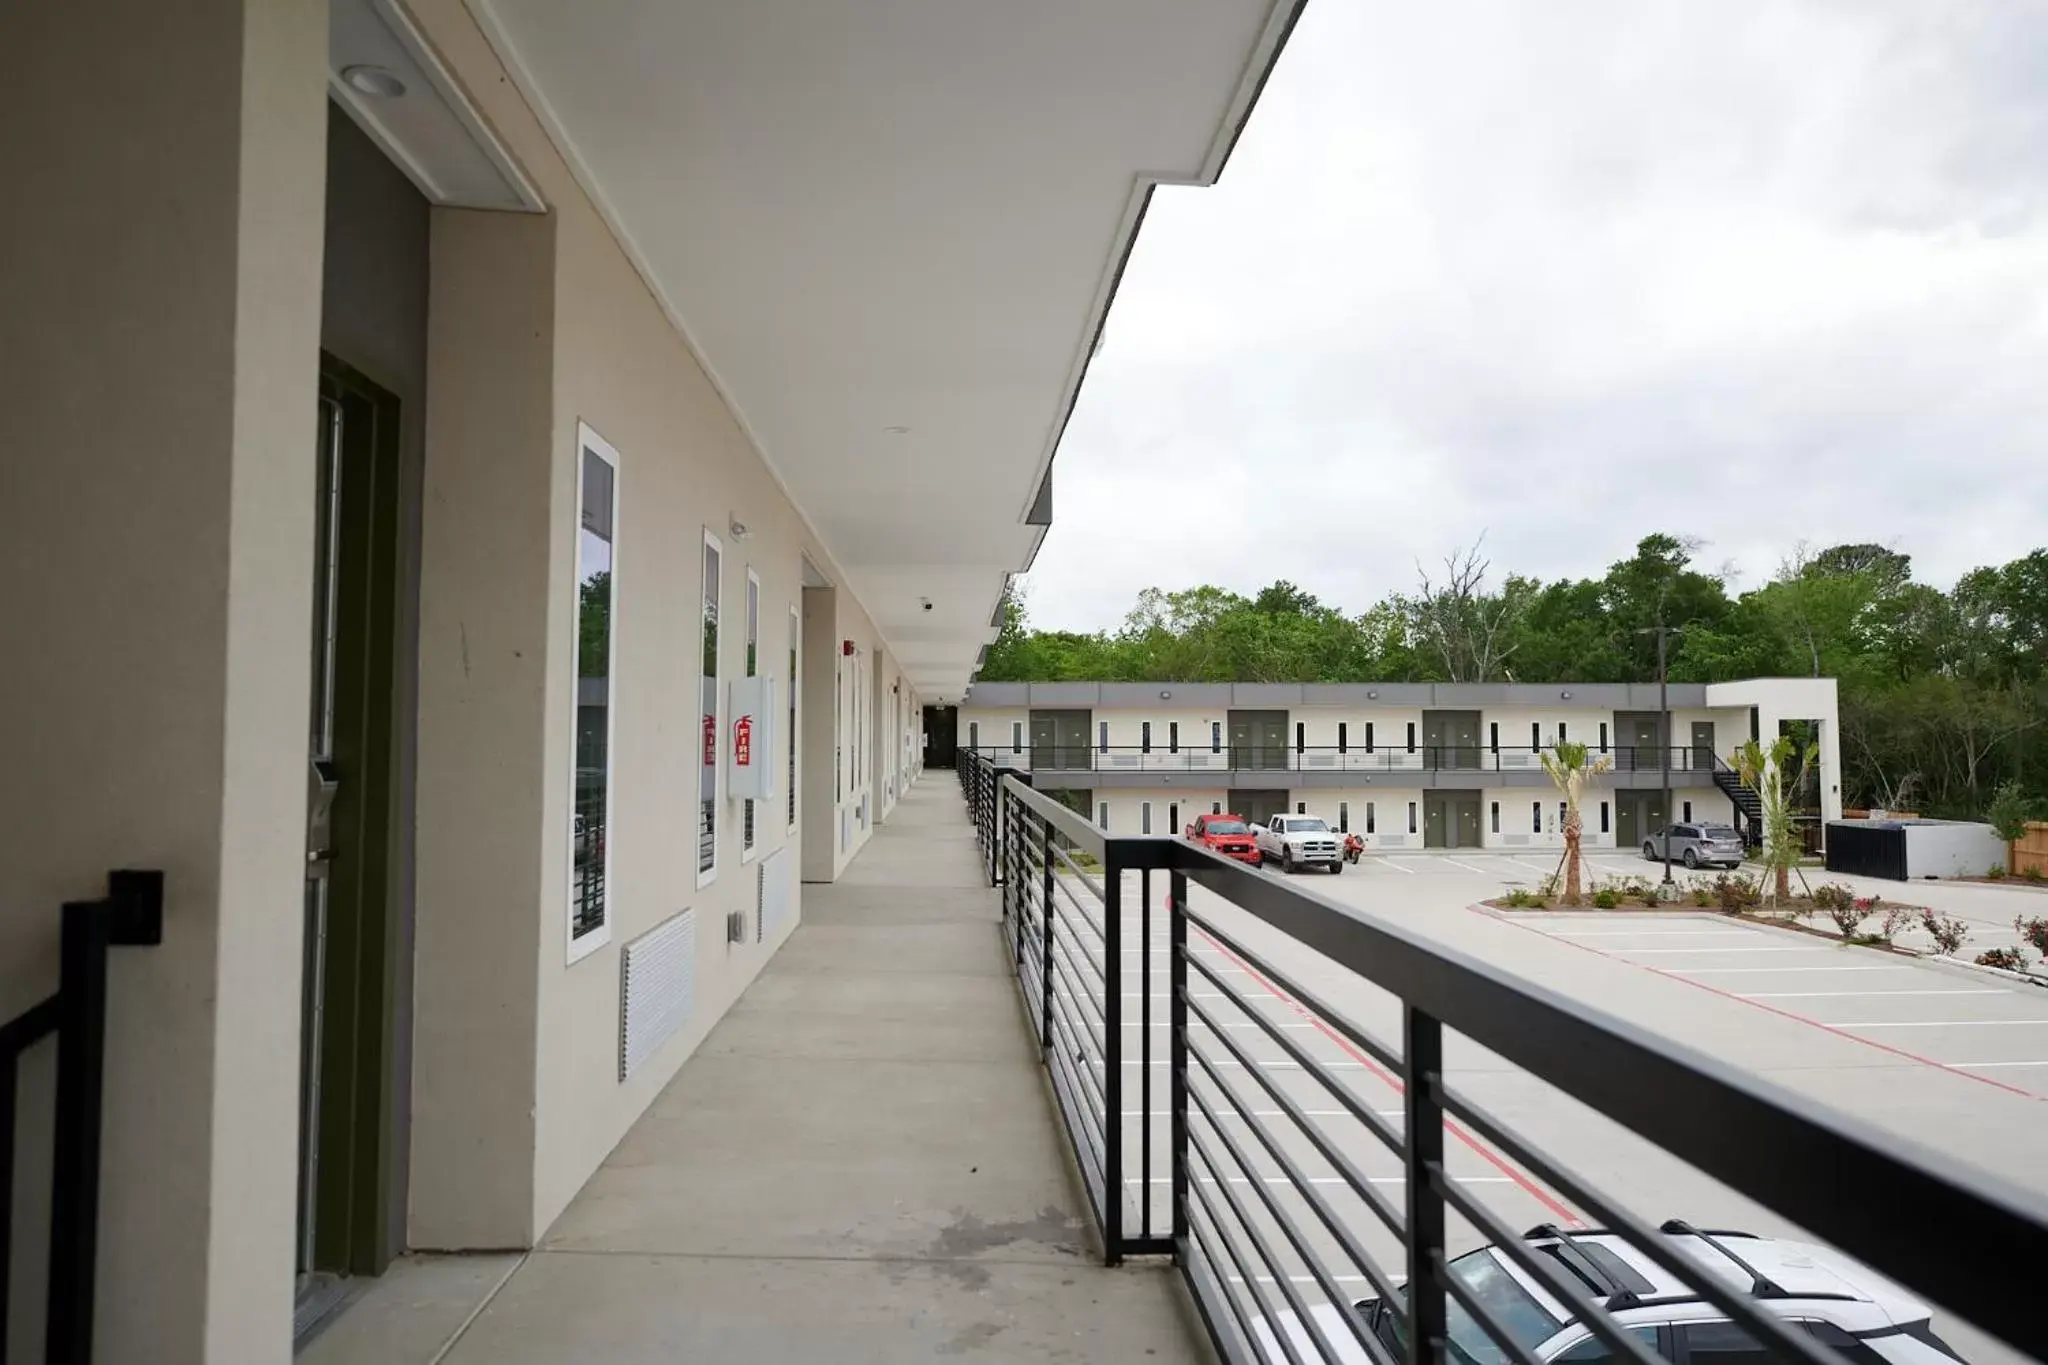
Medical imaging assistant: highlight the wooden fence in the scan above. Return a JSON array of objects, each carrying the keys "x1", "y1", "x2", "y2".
[{"x1": 2012, "y1": 822, "x2": 2048, "y2": 878}]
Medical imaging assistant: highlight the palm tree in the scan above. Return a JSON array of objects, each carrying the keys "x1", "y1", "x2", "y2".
[
  {"x1": 1541, "y1": 740, "x2": 1612, "y2": 906},
  {"x1": 1733, "y1": 736, "x2": 1817, "y2": 905}
]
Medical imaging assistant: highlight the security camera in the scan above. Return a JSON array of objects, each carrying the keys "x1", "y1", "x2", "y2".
[{"x1": 920, "y1": 598, "x2": 934, "y2": 612}]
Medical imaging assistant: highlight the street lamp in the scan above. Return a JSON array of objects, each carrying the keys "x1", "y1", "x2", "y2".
[{"x1": 1635, "y1": 624, "x2": 1685, "y2": 885}]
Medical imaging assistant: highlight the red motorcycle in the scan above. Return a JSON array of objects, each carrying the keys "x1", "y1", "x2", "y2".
[{"x1": 1342, "y1": 833, "x2": 1365, "y2": 864}]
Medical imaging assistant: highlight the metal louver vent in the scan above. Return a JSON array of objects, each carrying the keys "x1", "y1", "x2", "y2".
[{"x1": 620, "y1": 908, "x2": 694, "y2": 1081}]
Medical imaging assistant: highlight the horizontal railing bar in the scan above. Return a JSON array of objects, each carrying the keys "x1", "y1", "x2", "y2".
[
  {"x1": 1183, "y1": 954, "x2": 1405, "y2": 1164},
  {"x1": 1433, "y1": 1246, "x2": 1547, "y2": 1365},
  {"x1": 0, "y1": 995, "x2": 59, "y2": 1057},
  {"x1": 1183, "y1": 1060, "x2": 1392, "y2": 1355},
  {"x1": 1186, "y1": 1144, "x2": 1318, "y2": 1365},
  {"x1": 1433, "y1": 1080, "x2": 1840, "y2": 1365},
  {"x1": 1188, "y1": 1122, "x2": 1364, "y2": 1365},
  {"x1": 1185, "y1": 1202, "x2": 1273, "y2": 1365},
  {"x1": 1168, "y1": 840, "x2": 2048, "y2": 1352},
  {"x1": 1183, "y1": 989, "x2": 1407, "y2": 1247},
  {"x1": 1183, "y1": 909, "x2": 1404, "y2": 1077},
  {"x1": 1047, "y1": 843, "x2": 1108, "y2": 902}
]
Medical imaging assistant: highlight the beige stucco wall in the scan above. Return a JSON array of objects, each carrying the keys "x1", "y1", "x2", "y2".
[{"x1": 0, "y1": 1, "x2": 327, "y2": 1359}]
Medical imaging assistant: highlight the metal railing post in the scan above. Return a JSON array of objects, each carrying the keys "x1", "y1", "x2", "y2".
[
  {"x1": 1040, "y1": 821, "x2": 1055, "y2": 1053},
  {"x1": 1403, "y1": 1006, "x2": 1447, "y2": 1365},
  {"x1": 1102, "y1": 849, "x2": 1123, "y2": 1263},
  {"x1": 1168, "y1": 867, "x2": 1189, "y2": 1248}
]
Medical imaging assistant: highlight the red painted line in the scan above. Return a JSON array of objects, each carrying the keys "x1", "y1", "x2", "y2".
[
  {"x1": 1477, "y1": 908, "x2": 2047, "y2": 1103},
  {"x1": 1191, "y1": 925, "x2": 1585, "y2": 1226}
]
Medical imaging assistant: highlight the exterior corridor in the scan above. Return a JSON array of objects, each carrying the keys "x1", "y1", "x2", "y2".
[{"x1": 305, "y1": 777, "x2": 1204, "y2": 1363}]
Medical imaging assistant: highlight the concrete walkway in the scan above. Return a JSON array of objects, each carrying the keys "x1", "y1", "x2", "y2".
[{"x1": 305, "y1": 777, "x2": 1204, "y2": 1363}]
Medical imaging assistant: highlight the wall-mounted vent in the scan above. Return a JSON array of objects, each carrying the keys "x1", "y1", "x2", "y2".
[
  {"x1": 620, "y1": 908, "x2": 694, "y2": 1081},
  {"x1": 759, "y1": 848, "x2": 793, "y2": 943}
]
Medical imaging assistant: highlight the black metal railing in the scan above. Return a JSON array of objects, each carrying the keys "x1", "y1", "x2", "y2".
[
  {"x1": 1, "y1": 870, "x2": 163, "y2": 1364},
  {"x1": 957, "y1": 756, "x2": 2047, "y2": 1364},
  {"x1": 961, "y1": 744, "x2": 1717, "y2": 777}
]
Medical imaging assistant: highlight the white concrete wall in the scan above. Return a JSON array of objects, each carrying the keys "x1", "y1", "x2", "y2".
[{"x1": 1705, "y1": 678, "x2": 1844, "y2": 822}]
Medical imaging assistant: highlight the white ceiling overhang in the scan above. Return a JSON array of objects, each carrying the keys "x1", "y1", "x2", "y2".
[{"x1": 472, "y1": 0, "x2": 1303, "y2": 700}]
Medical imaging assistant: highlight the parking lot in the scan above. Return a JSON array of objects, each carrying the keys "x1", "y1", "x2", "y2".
[{"x1": 1061, "y1": 855, "x2": 2047, "y2": 1363}]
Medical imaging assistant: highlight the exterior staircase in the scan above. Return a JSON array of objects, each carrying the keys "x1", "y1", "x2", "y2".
[{"x1": 1712, "y1": 757, "x2": 1766, "y2": 849}]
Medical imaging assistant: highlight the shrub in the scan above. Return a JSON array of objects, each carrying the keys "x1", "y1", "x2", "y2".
[
  {"x1": 1920, "y1": 910, "x2": 1969, "y2": 956},
  {"x1": 1820, "y1": 891, "x2": 1869, "y2": 939},
  {"x1": 1538, "y1": 873, "x2": 1562, "y2": 900},
  {"x1": 1868, "y1": 903, "x2": 1915, "y2": 946},
  {"x1": 1810, "y1": 883, "x2": 1856, "y2": 913},
  {"x1": 2016, "y1": 917, "x2": 2048, "y2": 957},
  {"x1": 2025, "y1": 867, "x2": 2047, "y2": 886},
  {"x1": 1708, "y1": 872, "x2": 1761, "y2": 914},
  {"x1": 1689, "y1": 886, "x2": 1712, "y2": 908},
  {"x1": 1500, "y1": 888, "x2": 1543, "y2": 909},
  {"x1": 1987, "y1": 864, "x2": 2008, "y2": 880},
  {"x1": 1976, "y1": 946, "x2": 2030, "y2": 973},
  {"x1": 1985, "y1": 780, "x2": 2036, "y2": 847},
  {"x1": 1591, "y1": 888, "x2": 1620, "y2": 909}
]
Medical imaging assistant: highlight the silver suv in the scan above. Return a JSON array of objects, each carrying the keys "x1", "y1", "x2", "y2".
[
  {"x1": 1256, "y1": 1222, "x2": 1967, "y2": 1364},
  {"x1": 1644, "y1": 823, "x2": 1746, "y2": 870}
]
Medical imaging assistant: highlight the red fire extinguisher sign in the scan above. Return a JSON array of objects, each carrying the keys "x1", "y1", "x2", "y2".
[{"x1": 734, "y1": 715, "x2": 753, "y2": 767}]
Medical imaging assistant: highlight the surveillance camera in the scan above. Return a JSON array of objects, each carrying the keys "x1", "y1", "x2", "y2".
[{"x1": 921, "y1": 599, "x2": 934, "y2": 612}]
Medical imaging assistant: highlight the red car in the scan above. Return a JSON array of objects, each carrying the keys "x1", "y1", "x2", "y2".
[{"x1": 1186, "y1": 813, "x2": 1262, "y2": 865}]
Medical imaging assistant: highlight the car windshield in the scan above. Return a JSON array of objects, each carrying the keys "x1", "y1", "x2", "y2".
[
  {"x1": 1378, "y1": 1249, "x2": 1564, "y2": 1364},
  {"x1": 1701, "y1": 825, "x2": 1740, "y2": 840},
  {"x1": 1206, "y1": 820, "x2": 1249, "y2": 834},
  {"x1": 1290, "y1": 818, "x2": 1329, "y2": 832}
]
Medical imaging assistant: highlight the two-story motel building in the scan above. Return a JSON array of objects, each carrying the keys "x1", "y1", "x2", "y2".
[{"x1": 952, "y1": 677, "x2": 1840, "y2": 854}]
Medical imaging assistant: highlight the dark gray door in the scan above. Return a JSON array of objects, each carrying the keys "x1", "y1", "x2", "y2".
[
  {"x1": 1615, "y1": 713, "x2": 1663, "y2": 771},
  {"x1": 1454, "y1": 795, "x2": 1483, "y2": 848},
  {"x1": 1423, "y1": 711, "x2": 1481, "y2": 770},
  {"x1": 1228, "y1": 711, "x2": 1289, "y2": 771},
  {"x1": 1229, "y1": 789, "x2": 1292, "y2": 827},
  {"x1": 1690, "y1": 721, "x2": 1715, "y2": 773},
  {"x1": 1029, "y1": 709, "x2": 1090, "y2": 770},
  {"x1": 1423, "y1": 795, "x2": 1449, "y2": 848},
  {"x1": 1616, "y1": 791, "x2": 1669, "y2": 850}
]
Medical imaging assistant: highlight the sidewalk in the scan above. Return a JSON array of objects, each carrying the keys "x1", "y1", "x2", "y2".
[{"x1": 304, "y1": 777, "x2": 1204, "y2": 1363}]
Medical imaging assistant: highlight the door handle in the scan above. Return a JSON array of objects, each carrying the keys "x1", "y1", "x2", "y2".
[{"x1": 308, "y1": 758, "x2": 340, "y2": 870}]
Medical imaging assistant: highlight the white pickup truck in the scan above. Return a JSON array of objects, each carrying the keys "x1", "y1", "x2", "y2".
[{"x1": 1255, "y1": 814, "x2": 1344, "y2": 874}]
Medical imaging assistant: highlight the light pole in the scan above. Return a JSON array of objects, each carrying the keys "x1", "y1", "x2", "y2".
[{"x1": 1635, "y1": 624, "x2": 1684, "y2": 885}]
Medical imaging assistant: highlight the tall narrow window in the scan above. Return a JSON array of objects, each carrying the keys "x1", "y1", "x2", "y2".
[
  {"x1": 1339, "y1": 802, "x2": 1349, "y2": 833},
  {"x1": 1560, "y1": 801, "x2": 1568, "y2": 830},
  {"x1": 968, "y1": 721, "x2": 978, "y2": 752},
  {"x1": 1213, "y1": 802, "x2": 1222, "y2": 815},
  {"x1": 1490, "y1": 802, "x2": 1500, "y2": 834},
  {"x1": 570, "y1": 428, "x2": 618, "y2": 957},
  {"x1": 1141, "y1": 802, "x2": 1153, "y2": 834},
  {"x1": 1407, "y1": 802, "x2": 1417, "y2": 834},
  {"x1": 1011, "y1": 721, "x2": 1022, "y2": 754},
  {"x1": 1295, "y1": 722, "x2": 1305, "y2": 754},
  {"x1": 1211, "y1": 721, "x2": 1222, "y2": 753},
  {"x1": 1297, "y1": 801, "x2": 1307, "y2": 815},
  {"x1": 1366, "y1": 722, "x2": 1375, "y2": 753},
  {"x1": 1142, "y1": 721, "x2": 1153, "y2": 754},
  {"x1": 1169, "y1": 802, "x2": 1180, "y2": 832},
  {"x1": 1169, "y1": 722, "x2": 1179, "y2": 754},
  {"x1": 1600, "y1": 801, "x2": 1611, "y2": 834},
  {"x1": 1532, "y1": 802, "x2": 1543, "y2": 832},
  {"x1": 787, "y1": 604, "x2": 799, "y2": 830},
  {"x1": 1406, "y1": 722, "x2": 1416, "y2": 753},
  {"x1": 1683, "y1": 800, "x2": 1693, "y2": 822},
  {"x1": 699, "y1": 530, "x2": 722, "y2": 886},
  {"x1": 1338, "y1": 723, "x2": 1348, "y2": 754},
  {"x1": 1599, "y1": 722, "x2": 1609, "y2": 753},
  {"x1": 1099, "y1": 802, "x2": 1110, "y2": 830},
  {"x1": 743, "y1": 568, "x2": 760, "y2": 859},
  {"x1": 1366, "y1": 803, "x2": 1377, "y2": 834},
  {"x1": 1557, "y1": 721, "x2": 1568, "y2": 743},
  {"x1": 834, "y1": 657, "x2": 843, "y2": 799},
  {"x1": 1099, "y1": 720, "x2": 1109, "y2": 753},
  {"x1": 1531, "y1": 723, "x2": 1541, "y2": 753}
]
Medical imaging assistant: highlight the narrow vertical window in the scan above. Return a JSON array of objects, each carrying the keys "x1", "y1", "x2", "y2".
[
  {"x1": 1012, "y1": 721, "x2": 1022, "y2": 754},
  {"x1": 1599, "y1": 722, "x2": 1609, "y2": 753},
  {"x1": 1099, "y1": 720, "x2": 1109, "y2": 754},
  {"x1": 787, "y1": 604, "x2": 799, "y2": 830},
  {"x1": 1169, "y1": 721, "x2": 1179, "y2": 754},
  {"x1": 1141, "y1": 802, "x2": 1152, "y2": 834},
  {"x1": 1338, "y1": 722, "x2": 1348, "y2": 754},
  {"x1": 1296, "y1": 801, "x2": 1307, "y2": 815},
  {"x1": 1490, "y1": 802, "x2": 1500, "y2": 834},
  {"x1": 1600, "y1": 801, "x2": 1611, "y2": 834},
  {"x1": 1366, "y1": 722, "x2": 1375, "y2": 753},
  {"x1": 1295, "y1": 722, "x2": 1305, "y2": 754},
  {"x1": 1211, "y1": 721, "x2": 1222, "y2": 753},
  {"x1": 1339, "y1": 802, "x2": 1349, "y2": 833},
  {"x1": 1099, "y1": 802, "x2": 1110, "y2": 830},
  {"x1": 1169, "y1": 802, "x2": 1180, "y2": 832},
  {"x1": 570, "y1": 429, "x2": 618, "y2": 957},
  {"x1": 1406, "y1": 722, "x2": 1415, "y2": 753},
  {"x1": 1532, "y1": 802, "x2": 1542, "y2": 832},
  {"x1": 1531, "y1": 723, "x2": 1541, "y2": 753},
  {"x1": 1560, "y1": 801, "x2": 1568, "y2": 830},
  {"x1": 1212, "y1": 802, "x2": 1223, "y2": 815},
  {"x1": 968, "y1": 721, "x2": 978, "y2": 751},
  {"x1": 1683, "y1": 800, "x2": 1693, "y2": 822},
  {"x1": 1366, "y1": 803, "x2": 1376, "y2": 834},
  {"x1": 1557, "y1": 721, "x2": 1568, "y2": 743},
  {"x1": 1142, "y1": 721, "x2": 1153, "y2": 754},
  {"x1": 1407, "y1": 802, "x2": 1417, "y2": 834},
  {"x1": 1489, "y1": 722, "x2": 1499, "y2": 754},
  {"x1": 743, "y1": 568, "x2": 759, "y2": 858},
  {"x1": 698, "y1": 530, "x2": 722, "y2": 885}
]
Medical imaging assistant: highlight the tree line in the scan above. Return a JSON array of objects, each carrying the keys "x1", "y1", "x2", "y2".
[{"x1": 980, "y1": 535, "x2": 2048, "y2": 820}]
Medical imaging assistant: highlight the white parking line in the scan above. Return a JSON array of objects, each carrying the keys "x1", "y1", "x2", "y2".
[
  {"x1": 1377, "y1": 859, "x2": 1416, "y2": 875},
  {"x1": 1834, "y1": 1019, "x2": 2048, "y2": 1028},
  {"x1": 1950, "y1": 1060, "x2": 2048, "y2": 1069},
  {"x1": 1679, "y1": 966, "x2": 1916, "y2": 975},
  {"x1": 1440, "y1": 857, "x2": 1490, "y2": 874},
  {"x1": 1739, "y1": 989, "x2": 2007, "y2": 999},
  {"x1": 1621, "y1": 947, "x2": 1837, "y2": 955},
  {"x1": 1549, "y1": 930, "x2": 1754, "y2": 938}
]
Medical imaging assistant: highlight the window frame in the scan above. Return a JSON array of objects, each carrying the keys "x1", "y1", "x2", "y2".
[
  {"x1": 1142, "y1": 721, "x2": 1153, "y2": 754},
  {"x1": 1099, "y1": 720, "x2": 1109, "y2": 754},
  {"x1": 1366, "y1": 802, "x2": 1376, "y2": 834},
  {"x1": 697, "y1": 527, "x2": 723, "y2": 891},
  {"x1": 1141, "y1": 801, "x2": 1153, "y2": 834},
  {"x1": 567, "y1": 422, "x2": 620, "y2": 963},
  {"x1": 1338, "y1": 722, "x2": 1348, "y2": 754},
  {"x1": 787, "y1": 602, "x2": 800, "y2": 833},
  {"x1": 1169, "y1": 721, "x2": 1179, "y2": 754},
  {"x1": 742, "y1": 566, "x2": 761, "y2": 863},
  {"x1": 1533, "y1": 801, "x2": 1543, "y2": 833}
]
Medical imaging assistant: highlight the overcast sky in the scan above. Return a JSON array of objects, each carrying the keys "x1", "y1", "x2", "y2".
[{"x1": 1024, "y1": 0, "x2": 2048, "y2": 633}]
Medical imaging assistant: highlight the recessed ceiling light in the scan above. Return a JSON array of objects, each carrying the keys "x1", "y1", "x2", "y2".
[{"x1": 343, "y1": 65, "x2": 407, "y2": 99}]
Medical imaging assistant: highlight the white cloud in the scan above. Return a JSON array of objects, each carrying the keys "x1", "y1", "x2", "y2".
[{"x1": 1025, "y1": 0, "x2": 2048, "y2": 631}]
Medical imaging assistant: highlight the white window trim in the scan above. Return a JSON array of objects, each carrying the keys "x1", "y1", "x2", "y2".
[
  {"x1": 787, "y1": 602, "x2": 800, "y2": 836},
  {"x1": 698, "y1": 527, "x2": 723, "y2": 891},
  {"x1": 742, "y1": 566, "x2": 761, "y2": 865},
  {"x1": 567, "y1": 421, "x2": 619, "y2": 964}
]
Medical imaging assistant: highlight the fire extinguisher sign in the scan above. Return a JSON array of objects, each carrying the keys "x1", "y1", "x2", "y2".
[{"x1": 734, "y1": 714, "x2": 753, "y2": 767}]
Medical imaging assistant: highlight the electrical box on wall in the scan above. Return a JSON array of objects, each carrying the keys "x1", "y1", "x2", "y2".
[{"x1": 728, "y1": 675, "x2": 778, "y2": 801}]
